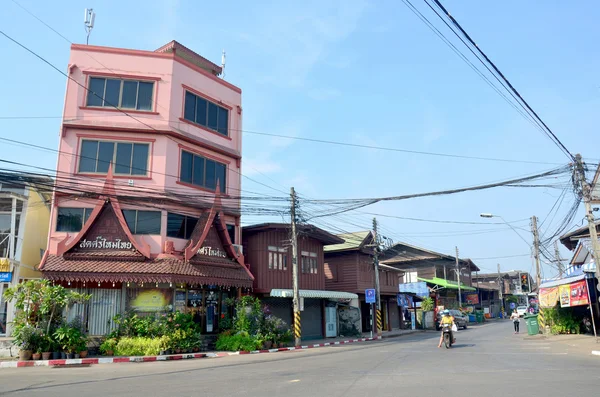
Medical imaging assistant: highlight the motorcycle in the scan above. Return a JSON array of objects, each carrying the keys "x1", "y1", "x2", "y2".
[{"x1": 442, "y1": 323, "x2": 454, "y2": 349}]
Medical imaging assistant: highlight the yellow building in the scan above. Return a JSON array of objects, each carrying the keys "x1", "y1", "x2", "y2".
[{"x1": 0, "y1": 177, "x2": 52, "y2": 335}]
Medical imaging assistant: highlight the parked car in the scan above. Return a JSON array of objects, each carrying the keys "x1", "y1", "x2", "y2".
[
  {"x1": 516, "y1": 306, "x2": 528, "y2": 317},
  {"x1": 436, "y1": 310, "x2": 468, "y2": 330}
]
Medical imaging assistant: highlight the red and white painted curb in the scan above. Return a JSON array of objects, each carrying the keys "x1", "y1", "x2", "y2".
[{"x1": 0, "y1": 336, "x2": 383, "y2": 369}]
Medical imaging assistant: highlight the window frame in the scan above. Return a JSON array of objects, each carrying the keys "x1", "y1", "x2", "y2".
[
  {"x1": 166, "y1": 212, "x2": 199, "y2": 240},
  {"x1": 85, "y1": 76, "x2": 156, "y2": 112},
  {"x1": 122, "y1": 209, "x2": 162, "y2": 235},
  {"x1": 56, "y1": 207, "x2": 94, "y2": 232},
  {"x1": 268, "y1": 246, "x2": 288, "y2": 271},
  {"x1": 301, "y1": 251, "x2": 318, "y2": 274},
  {"x1": 181, "y1": 87, "x2": 231, "y2": 138},
  {"x1": 178, "y1": 149, "x2": 227, "y2": 193},
  {"x1": 77, "y1": 138, "x2": 151, "y2": 177}
]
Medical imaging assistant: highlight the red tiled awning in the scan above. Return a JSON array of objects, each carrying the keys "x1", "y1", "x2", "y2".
[{"x1": 42, "y1": 255, "x2": 253, "y2": 288}]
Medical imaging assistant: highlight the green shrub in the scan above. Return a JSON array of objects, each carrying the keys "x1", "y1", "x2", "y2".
[
  {"x1": 215, "y1": 331, "x2": 263, "y2": 352},
  {"x1": 421, "y1": 297, "x2": 434, "y2": 312},
  {"x1": 114, "y1": 337, "x2": 165, "y2": 356},
  {"x1": 100, "y1": 338, "x2": 117, "y2": 354}
]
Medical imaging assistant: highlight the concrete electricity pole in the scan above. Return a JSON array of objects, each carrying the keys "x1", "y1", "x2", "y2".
[
  {"x1": 372, "y1": 218, "x2": 382, "y2": 336},
  {"x1": 531, "y1": 216, "x2": 542, "y2": 288},
  {"x1": 290, "y1": 187, "x2": 301, "y2": 347},
  {"x1": 553, "y1": 241, "x2": 565, "y2": 277},
  {"x1": 574, "y1": 154, "x2": 600, "y2": 283},
  {"x1": 455, "y1": 246, "x2": 462, "y2": 308},
  {"x1": 497, "y1": 263, "x2": 504, "y2": 315}
]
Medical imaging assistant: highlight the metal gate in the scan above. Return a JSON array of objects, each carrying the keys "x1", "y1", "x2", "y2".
[
  {"x1": 262, "y1": 298, "x2": 292, "y2": 327},
  {"x1": 389, "y1": 302, "x2": 400, "y2": 329},
  {"x1": 302, "y1": 299, "x2": 323, "y2": 340},
  {"x1": 88, "y1": 289, "x2": 122, "y2": 336}
]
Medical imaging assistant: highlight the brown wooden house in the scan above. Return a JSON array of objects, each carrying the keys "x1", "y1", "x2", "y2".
[
  {"x1": 380, "y1": 242, "x2": 479, "y2": 310},
  {"x1": 323, "y1": 231, "x2": 404, "y2": 333},
  {"x1": 242, "y1": 223, "x2": 356, "y2": 340}
]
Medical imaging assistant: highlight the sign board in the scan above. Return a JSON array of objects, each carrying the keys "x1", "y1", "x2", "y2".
[
  {"x1": 398, "y1": 281, "x2": 429, "y2": 298},
  {"x1": 410, "y1": 312, "x2": 416, "y2": 330},
  {"x1": 365, "y1": 289, "x2": 376, "y2": 304},
  {"x1": 465, "y1": 293, "x2": 479, "y2": 305},
  {"x1": 0, "y1": 272, "x2": 12, "y2": 282},
  {"x1": 509, "y1": 302, "x2": 516, "y2": 309},
  {"x1": 0, "y1": 258, "x2": 10, "y2": 273},
  {"x1": 397, "y1": 294, "x2": 408, "y2": 307},
  {"x1": 299, "y1": 297, "x2": 305, "y2": 311}
]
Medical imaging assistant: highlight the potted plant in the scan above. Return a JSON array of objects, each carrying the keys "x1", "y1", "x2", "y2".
[
  {"x1": 100, "y1": 338, "x2": 117, "y2": 356},
  {"x1": 13, "y1": 325, "x2": 35, "y2": 361}
]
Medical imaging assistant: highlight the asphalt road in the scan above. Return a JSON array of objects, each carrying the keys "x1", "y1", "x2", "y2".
[{"x1": 1, "y1": 321, "x2": 599, "y2": 396}]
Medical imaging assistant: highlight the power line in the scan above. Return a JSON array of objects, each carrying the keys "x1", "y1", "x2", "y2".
[{"x1": 429, "y1": 0, "x2": 575, "y2": 161}]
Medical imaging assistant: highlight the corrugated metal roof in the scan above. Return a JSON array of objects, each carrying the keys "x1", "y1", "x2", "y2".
[
  {"x1": 539, "y1": 274, "x2": 586, "y2": 289},
  {"x1": 270, "y1": 289, "x2": 358, "y2": 299},
  {"x1": 323, "y1": 231, "x2": 371, "y2": 252},
  {"x1": 417, "y1": 277, "x2": 476, "y2": 291}
]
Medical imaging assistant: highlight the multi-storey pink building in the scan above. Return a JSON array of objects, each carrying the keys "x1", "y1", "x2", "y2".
[{"x1": 39, "y1": 41, "x2": 253, "y2": 336}]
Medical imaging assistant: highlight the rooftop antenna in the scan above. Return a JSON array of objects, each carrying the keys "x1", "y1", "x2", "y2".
[
  {"x1": 84, "y1": 8, "x2": 95, "y2": 45},
  {"x1": 221, "y1": 49, "x2": 226, "y2": 79}
]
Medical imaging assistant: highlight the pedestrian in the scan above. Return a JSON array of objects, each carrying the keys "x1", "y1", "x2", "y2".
[{"x1": 510, "y1": 309, "x2": 520, "y2": 333}]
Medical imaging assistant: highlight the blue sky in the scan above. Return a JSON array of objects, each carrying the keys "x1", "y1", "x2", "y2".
[{"x1": 1, "y1": 0, "x2": 599, "y2": 275}]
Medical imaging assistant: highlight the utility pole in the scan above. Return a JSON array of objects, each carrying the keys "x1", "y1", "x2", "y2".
[
  {"x1": 290, "y1": 187, "x2": 301, "y2": 347},
  {"x1": 372, "y1": 218, "x2": 382, "y2": 336},
  {"x1": 574, "y1": 154, "x2": 600, "y2": 284},
  {"x1": 455, "y1": 246, "x2": 462, "y2": 308},
  {"x1": 497, "y1": 263, "x2": 504, "y2": 315},
  {"x1": 531, "y1": 216, "x2": 542, "y2": 289},
  {"x1": 553, "y1": 241, "x2": 565, "y2": 277}
]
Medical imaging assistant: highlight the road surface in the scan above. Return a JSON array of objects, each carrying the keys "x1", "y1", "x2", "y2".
[{"x1": 1, "y1": 321, "x2": 599, "y2": 396}]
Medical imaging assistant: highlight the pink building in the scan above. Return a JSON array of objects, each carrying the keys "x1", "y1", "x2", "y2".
[{"x1": 39, "y1": 41, "x2": 253, "y2": 336}]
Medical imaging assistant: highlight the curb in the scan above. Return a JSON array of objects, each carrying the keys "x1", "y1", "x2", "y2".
[{"x1": 0, "y1": 336, "x2": 389, "y2": 369}]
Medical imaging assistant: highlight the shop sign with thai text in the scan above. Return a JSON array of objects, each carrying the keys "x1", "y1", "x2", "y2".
[{"x1": 79, "y1": 236, "x2": 133, "y2": 250}]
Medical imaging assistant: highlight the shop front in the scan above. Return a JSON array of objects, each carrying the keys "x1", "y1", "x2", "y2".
[{"x1": 267, "y1": 289, "x2": 358, "y2": 340}]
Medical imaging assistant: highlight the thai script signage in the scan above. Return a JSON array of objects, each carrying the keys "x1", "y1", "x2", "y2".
[
  {"x1": 197, "y1": 246, "x2": 227, "y2": 258},
  {"x1": 79, "y1": 236, "x2": 133, "y2": 250}
]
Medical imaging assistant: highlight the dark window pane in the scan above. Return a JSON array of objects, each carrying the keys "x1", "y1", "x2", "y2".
[
  {"x1": 196, "y1": 96, "x2": 208, "y2": 126},
  {"x1": 83, "y1": 208, "x2": 93, "y2": 225},
  {"x1": 104, "y1": 79, "x2": 121, "y2": 107},
  {"x1": 205, "y1": 159, "x2": 216, "y2": 190},
  {"x1": 97, "y1": 142, "x2": 115, "y2": 173},
  {"x1": 217, "y1": 107, "x2": 228, "y2": 136},
  {"x1": 131, "y1": 144, "x2": 149, "y2": 175},
  {"x1": 137, "y1": 82, "x2": 154, "y2": 111},
  {"x1": 135, "y1": 211, "x2": 161, "y2": 235},
  {"x1": 184, "y1": 216, "x2": 198, "y2": 239},
  {"x1": 79, "y1": 140, "x2": 98, "y2": 173},
  {"x1": 207, "y1": 102, "x2": 218, "y2": 131},
  {"x1": 87, "y1": 78, "x2": 105, "y2": 107},
  {"x1": 192, "y1": 155, "x2": 205, "y2": 187},
  {"x1": 121, "y1": 81, "x2": 138, "y2": 109},
  {"x1": 167, "y1": 213, "x2": 186, "y2": 238},
  {"x1": 123, "y1": 210, "x2": 137, "y2": 233},
  {"x1": 184, "y1": 92, "x2": 196, "y2": 122},
  {"x1": 56, "y1": 208, "x2": 85, "y2": 232},
  {"x1": 180, "y1": 151, "x2": 193, "y2": 184},
  {"x1": 226, "y1": 224, "x2": 235, "y2": 244},
  {"x1": 115, "y1": 143, "x2": 133, "y2": 174},
  {"x1": 215, "y1": 163, "x2": 226, "y2": 193}
]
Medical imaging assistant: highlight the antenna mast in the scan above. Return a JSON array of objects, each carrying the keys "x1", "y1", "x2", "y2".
[
  {"x1": 221, "y1": 50, "x2": 226, "y2": 79},
  {"x1": 84, "y1": 8, "x2": 95, "y2": 45}
]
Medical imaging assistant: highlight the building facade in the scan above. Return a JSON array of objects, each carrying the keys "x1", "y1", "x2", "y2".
[
  {"x1": 242, "y1": 223, "x2": 357, "y2": 340},
  {"x1": 0, "y1": 177, "x2": 52, "y2": 335},
  {"x1": 39, "y1": 41, "x2": 252, "y2": 336},
  {"x1": 324, "y1": 232, "x2": 404, "y2": 332}
]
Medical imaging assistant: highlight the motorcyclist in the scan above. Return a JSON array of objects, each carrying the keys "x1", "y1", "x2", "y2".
[{"x1": 438, "y1": 309, "x2": 456, "y2": 348}]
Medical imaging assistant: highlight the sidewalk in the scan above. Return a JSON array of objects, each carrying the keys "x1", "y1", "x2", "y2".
[{"x1": 0, "y1": 328, "x2": 421, "y2": 369}]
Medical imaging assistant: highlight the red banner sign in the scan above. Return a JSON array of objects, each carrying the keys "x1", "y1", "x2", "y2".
[
  {"x1": 465, "y1": 293, "x2": 479, "y2": 305},
  {"x1": 569, "y1": 280, "x2": 589, "y2": 307}
]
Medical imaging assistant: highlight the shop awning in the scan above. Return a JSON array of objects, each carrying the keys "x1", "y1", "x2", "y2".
[
  {"x1": 270, "y1": 289, "x2": 358, "y2": 299},
  {"x1": 417, "y1": 277, "x2": 476, "y2": 291},
  {"x1": 539, "y1": 273, "x2": 586, "y2": 289},
  {"x1": 584, "y1": 260, "x2": 596, "y2": 273}
]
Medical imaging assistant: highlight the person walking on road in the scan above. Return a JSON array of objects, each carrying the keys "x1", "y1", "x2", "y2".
[{"x1": 510, "y1": 309, "x2": 520, "y2": 334}]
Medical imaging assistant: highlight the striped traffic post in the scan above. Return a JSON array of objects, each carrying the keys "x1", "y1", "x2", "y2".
[
  {"x1": 294, "y1": 311, "x2": 301, "y2": 344},
  {"x1": 376, "y1": 309, "x2": 383, "y2": 336}
]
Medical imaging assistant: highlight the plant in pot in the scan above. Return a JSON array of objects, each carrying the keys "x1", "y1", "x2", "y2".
[
  {"x1": 158, "y1": 335, "x2": 171, "y2": 356},
  {"x1": 13, "y1": 324, "x2": 35, "y2": 361},
  {"x1": 54, "y1": 324, "x2": 84, "y2": 359},
  {"x1": 100, "y1": 338, "x2": 117, "y2": 356}
]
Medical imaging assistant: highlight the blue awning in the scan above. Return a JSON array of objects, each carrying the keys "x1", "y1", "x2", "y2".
[
  {"x1": 584, "y1": 260, "x2": 596, "y2": 273},
  {"x1": 539, "y1": 274, "x2": 586, "y2": 289}
]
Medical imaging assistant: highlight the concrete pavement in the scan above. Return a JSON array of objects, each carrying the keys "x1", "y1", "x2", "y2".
[{"x1": 0, "y1": 321, "x2": 598, "y2": 396}]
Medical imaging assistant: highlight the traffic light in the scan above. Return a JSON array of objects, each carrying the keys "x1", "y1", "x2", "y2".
[{"x1": 521, "y1": 273, "x2": 529, "y2": 292}]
